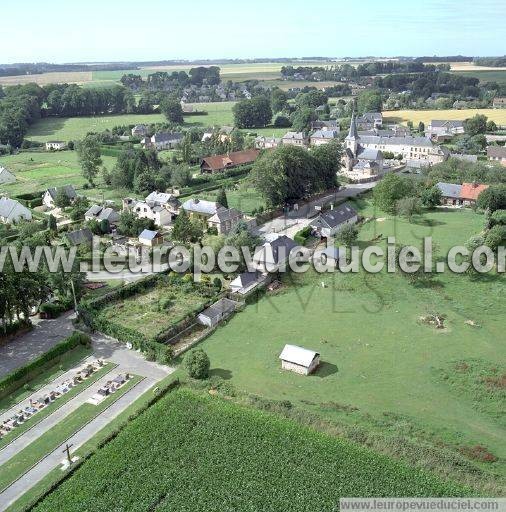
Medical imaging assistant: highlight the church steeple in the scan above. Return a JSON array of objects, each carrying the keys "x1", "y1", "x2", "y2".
[{"x1": 345, "y1": 112, "x2": 359, "y2": 155}]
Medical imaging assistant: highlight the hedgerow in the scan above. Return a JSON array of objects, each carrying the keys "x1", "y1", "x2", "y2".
[{"x1": 32, "y1": 390, "x2": 472, "y2": 512}]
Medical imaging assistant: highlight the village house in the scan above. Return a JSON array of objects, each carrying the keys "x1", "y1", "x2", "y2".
[
  {"x1": 492, "y1": 97, "x2": 506, "y2": 108},
  {"x1": 311, "y1": 120, "x2": 340, "y2": 132},
  {"x1": 229, "y1": 271, "x2": 266, "y2": 295},
  {"x1": 281, "y1": 132, "x2": 309, "y2": 147},
  {"x1": 310, "y1": 130, "x2": 340, "y2": 146},
  {"x1": 201, "y1": 126, "x2": 234, "y2": 143},
  {"x1": 436, "y1": 182, "x2": 463, "y2": 206},
  {"x1": 0, "y1": 197, "x2": 32, "y2": 224},
  {"x1": 131, "y1": 124, "x2": 148, "y2": 137},
  {"x1": 487, "y1": 145, "x2": 506, "y2": 166},
  {"x1": 460, "y1": 182, "x2": 489, "y2": 206},
  {"x1": 207, "y1": 207, "x2": 243, "y2": 235},
  {"x1": 65, "y1": 227, "x2": 93, "y2": 246},
  {"x1": 425, "y1": 120, "x2": 465, "y2": 141},
  {"x1": 42, "y1": 185, "x2": 77, "y2": 209},
  {"x1": 254, "y1": 136, "x2": 281, "y2": 149},
  {"x1": 279, "y1": 344, "x2": 320, "y2": 375},
  {"x1": 45, "y1": 141, "x2": 66, "y2": 151},
  {"x1": 197, "y1": 298, "x2": 238, "y2": 327},
  {"x1": 0, "y1": 166, "x2": 16, "y2": 185},
  {"x1": 180, "y1": 198, "x2": 220, "y2": 221},
  {"x1": 355, "y1": 112, "x2": 382, "y2": 130},
  {"x1": 200, "y1": 149, "x2": 260, "y2": 174},
  {"x1": 252, "y1": 235, "x2": 300, "y2": 273},
  {"x1": 310, "y1": 204, "x2": 358, "y2": 238},
  {"x1": 124, "y1": 191, "x2": 180, "y2": 227},
  {"x1": 138, "y1": 229, "x2": 164, "y2": 247},
  {"x1": 450, "y1": 153, "x2": 478, "y2": 163},
  {"x1": 142, "y1": 132, "x2": 183, "y2": 150},
  {"x1": 84, "y1": 205, "x2": 121, "y2": 225}
]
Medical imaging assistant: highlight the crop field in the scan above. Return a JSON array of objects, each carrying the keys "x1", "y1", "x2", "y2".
[
  {"x1": 0, "y1": 71, "x2": 92, "y2": 86},
  {"x1": 0, "y1": 151, "x2": 125, "y2": 203},
  {"x1": 98, "y1": 278, "x2": 212, "y2": 339},
  {"x1": 453, "y1": 70, "x2": 506, "y2": 84},
  {"x1": 384, "y1": 108, "x2": 506, "y2": 126},
  {"x1": 196, "y1": 202, "x2": 506, "y2": 476},
  {"x1": 31, "y1": 389, "x2": 471, "y2": 512}
]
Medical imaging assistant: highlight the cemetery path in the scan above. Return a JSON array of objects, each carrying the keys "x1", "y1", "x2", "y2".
[{"x1": 0, "y1": 376, "x2": 157, "y2": 511}]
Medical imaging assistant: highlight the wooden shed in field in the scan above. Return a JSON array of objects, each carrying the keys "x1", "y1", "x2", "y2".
[{"x1": 279, "y1": 344, "x2": 320, "y2": 375}]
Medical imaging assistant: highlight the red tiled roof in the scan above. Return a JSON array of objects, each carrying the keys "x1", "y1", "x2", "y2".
[
  {"x1": 201, "y1": 149, "x2": 260, "y2": 171},
  {"x1": 460, "y1": 182, "x2": 489, "y2": 201}
]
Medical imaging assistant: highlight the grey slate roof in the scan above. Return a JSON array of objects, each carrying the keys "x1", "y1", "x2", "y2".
[
  {"x1": 46, "y1": 185, "x2": 77, "y2": 201},
  {"x1": 282, "y1": 131, "x2": 307, "y2": 140},
  {"x1": 139, "y1": 229, "x2": 160, "y2": 241},
  {"x1": 359, "y1": 135, "x2": 433, "y2": 147},
  {"x1": 311, "y1": 120, "x2": 339, "y2": 130},
  {"x1": 357, "y1": 147, "x2": 382, "y2": 160},
  {"x1": 199, "y1": 298, "x2": 237, "y2": 320},
  {"x1": 208, "y1": 207, "x2": 242, "y2": 223},
  {"x1": 436, "y1": 182, "x2": 462, "y2": 198},
  {"x1": 231, "y1": 271, "x2": 262, "y2": 288},
  {"x1": 152, "y1": 132, "x2": 183, "y2": 143},
  {"x1": 312, "y1": 204, "x2": 357, "y2": 229},
  {"x1": 268, "y1": 235, "x2": 300, "y2": 264},
  {"x1": 0, "y1": 197, "x2": 30, "y2": 220},
  {"x1": 430, "y1": 120, "x2": 464, "y2": 128},
  {"x1": 0, "y1": 167, "x2": 16, "y2": 184},
  {"x1": 181, "y1": 198, "x2": 219, "y2": 216},
  {"x1": 311, "y1": 130, "x2": 339, "y2": 140},
  {"x1": 346, "y1": 112, "x2": 359, "y2": 140},
  {"x1": 65, "y1": 228, "x2": 93, "y2": 246}
]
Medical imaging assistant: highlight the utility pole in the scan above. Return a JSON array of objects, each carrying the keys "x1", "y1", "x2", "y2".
[{"x1": 70, "y1": 278, "x2": 78, "y2": 316}]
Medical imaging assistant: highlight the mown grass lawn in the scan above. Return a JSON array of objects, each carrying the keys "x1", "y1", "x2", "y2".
[
  {"x1": 196, "y1": 203, "x2": 506, "y2": 468},
  {"x1": 198, "y1": 182, "x2": 266, "y2": 214}
]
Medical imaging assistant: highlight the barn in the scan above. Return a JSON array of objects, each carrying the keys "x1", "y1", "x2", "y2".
[{"x1": 279, "y1": 344, "x2": 320, "y2": 375}]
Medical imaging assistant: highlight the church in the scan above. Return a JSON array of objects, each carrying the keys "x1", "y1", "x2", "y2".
[{"x1": 344, "y1": 113, "x2": 447, "y2": 177}]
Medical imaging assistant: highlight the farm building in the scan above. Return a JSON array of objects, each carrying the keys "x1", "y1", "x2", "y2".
[
  {"x1": 45, "y1": 141, "x2": 66, "y2": 151},
  {"x1": 0, "y1": 197, "x2": 32, "y2": 224},
  {"x1": 43, "y1": 185, "x2": 77, "y2": 209},
  {"x1": 310, "y1": 204, "x2": 358, "y2": 238},
  {"x1": 229, "y1": 271, "x2": 266, "y2": 295},
  {"x1": 200, "y1": 149, "x2": 260, "y2": 174},
  {"x1": 197, "y1": 298, "x2": 238, "y2": 327},
  {"x1": 279, "y1": 344, "x2": 320, "y2": 375},
  {"x1": 0, "y1": 166, "x2": 16, "y2": 185},
  {"x1": 138, "y1": 229, "x2": 164, "y2": 247},
  {"x1": 460, "y1": 182, "x2": 489, "y2": 206}
]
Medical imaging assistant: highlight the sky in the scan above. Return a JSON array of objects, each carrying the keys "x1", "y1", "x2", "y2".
[{"x1": 1, "y1": 0, "x2": 505, "y2": 63}]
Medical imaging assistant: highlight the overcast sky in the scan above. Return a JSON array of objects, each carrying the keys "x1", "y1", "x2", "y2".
[{"x1": 1, "y1": 0, "x2": 505, "y2": 63}]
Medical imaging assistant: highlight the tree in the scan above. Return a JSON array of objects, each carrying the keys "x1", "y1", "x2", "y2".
[
  {"x1": 77, "y1": 135, "x2": 102, "y2": 185},
  {"x1": 216, "y1": 188, "x2": 228, "y2": 208},
  {"x1": 99, "y1": 218, "x2": 110, "y2": 234},
  {"x1": 476, "y1": 185, "x2": 506, "y2": 212},
  {"x1": 419, "y1": 185, "x2": 442, "y2": 208},
  {"x1": 48, "y1": 214, "x2": 57, "y2": 232},
  {"x1": 418, "y1": 121, "x2": 425, "y2": 133},
  {"x1": 233, "y1": 97, "x2": 272, "y2": 128},
  {"x1": 184, "y1": 349, "x2": 210, "y2": 379},
  {"x1": 273, "y1": 115, "x2": 291, "y2": 128},
  {"x1": 486, "y1": 120, "x2": 498, "y2": 132},
  {"x1": 225, "y1": 221, "x2": 262, "y2": 272},
  {"x1": 270, "y1": 89, "x2": 288, "y2": 113},
  {"x1": 485, "y1": 225, "x2": 506, "y2": 250},
  {"x1": 373, "y1": 173, "x2": 415, "y2": 214},
  {"x1": 295, "y1": 90, "x2": 328, "y2": 109},
  {"x1": 160, "y1": 97, "x2": 183, "y2": 123},
  {"x1": 69, "y1": 196, "x2": 90, "y2": 221},
  {"x1": 117, "y1": 210, "x2": 154, "y2": 237},
  {"x1": 170, "y1": 165, "x2": 192, "y2": 188},
  {"x1": 310, "y1": 140, "x2": 342, "y2": 191},
  {"x1": 356, "y1": 89, "x2": 383, "y2": 114},
  {"x1": 464, "y1": 114, "x2": 487, "y2": 136},
  {"x1": 336, "y1": 224, "x2": 358, "y2": 246},
  {"x1": 171, "y1": 208, "x2": 202, "y2": 244},
  {"x1": 290, "y1": 107, "x2": 317, "y2": 132},
  {"x1": 396, "y1": 196, "x2": 422, "y2": 222},
  {"x1": 54, "y1": 188, "x2": 71, "y2": 208}
]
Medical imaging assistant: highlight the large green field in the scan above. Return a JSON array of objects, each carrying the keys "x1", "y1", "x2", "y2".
[
  {"x1": 196, "y1": 201, "x2": 506, "y2": 480},
  {"x1": 0, "y1": 151, "x2": 127, "y2": 203},
  {"x1": 197, "y1": 182, "x2": 266, "y2": 214},
  {"x1": 453, "y1": 70, "x2": 506, "y2": 84},
  {"x1": 31, "y1": 389, "x2": 471, "y2": 512}
]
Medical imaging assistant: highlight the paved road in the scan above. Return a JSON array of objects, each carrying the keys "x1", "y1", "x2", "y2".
[
  {"x1": 0, "y1": 376, "x2": 156, "y2": 512},
  {"x1": 0, "y1": 313, "x2": 76, "y2": 378}
]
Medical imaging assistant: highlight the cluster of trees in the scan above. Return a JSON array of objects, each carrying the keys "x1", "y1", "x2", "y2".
[
  {"x1": 233, "y1": 96, "x2": 272, "y2": 128},
  {"x1": 374, "y1": 72, "x2": 482, "y2": 100},
  {"x1": 424, "y1": 158, "x2": 506, "y2": 186},
  {"x1": 0, "y1": 222, "x2": 85, "y2": 331},
  {"x1": 473, "y1": 57, "x2": 506, "y2": 67},
  {"x1": 280, "y1": 62, "x2": 447, "y2": 81},
  {"x1": 44, "y1": 84, "x2": 135, "y2": 116},
  {"x1": 251, "y1": 142, "x2": 342, "y2": 207},
  {"x1": 121, "y1": 66, "x2": 221, "y2": 91}
]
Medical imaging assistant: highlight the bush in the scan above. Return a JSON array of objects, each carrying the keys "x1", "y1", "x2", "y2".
[
  {"x1": 184, "y1": 349, "x2": 210, "y2": 379},
  {"x1": 294, "y1": 225, "x2": 313, "y2": 245},
  {"x1": 39, "y1": 301, "x2": 71, "y2": 318}
]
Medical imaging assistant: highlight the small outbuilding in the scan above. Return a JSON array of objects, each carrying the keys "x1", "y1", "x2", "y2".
[
  {"x1": 279, "y1": 344, "x2": 320, "y2": 375},
  {"x1": 138, "y1": 229, "x2": 164, "y2": 247},
  {"x1": 197, "y1": 298, "x2": 237, "y2": 327},
  {"x1": 0, "y1": 166, "x2": 16, "y2": 185}
]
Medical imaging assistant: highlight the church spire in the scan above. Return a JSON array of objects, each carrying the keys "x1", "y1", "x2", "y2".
[{"x1": 346, "y1": 111, "x2": 359, "y2": 140}]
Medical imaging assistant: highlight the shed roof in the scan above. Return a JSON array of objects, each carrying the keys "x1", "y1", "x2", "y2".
[
  {"x1": 436, "y1": 182, "x2": 462, "y2": 198},
  {"x1": 139, "y1": 229, "x2": 161, "y2": 241},
  {"x1": 279, "y1": 344, "x2": 319, "y2": 368},
  {"x1": 199, "y1": 298, "x2": 237, "y2": 320}
]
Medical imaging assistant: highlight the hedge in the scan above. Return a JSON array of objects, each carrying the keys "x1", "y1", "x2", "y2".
[
  {"x1": 0, "y1": 331, "x2": 91, "y2": 400},
  {"x1": 0, "y1": 319, "x2": 32, "y2": 339},
  {"x1": 294, "y1": 225, "x2": 313, "y2": 245},
  {"x1": 15, "y1": 192, "x2": 44, "y2": 209},
  {"x1": 39, "y1": 300, "x2": 72, "y2": 319}
]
